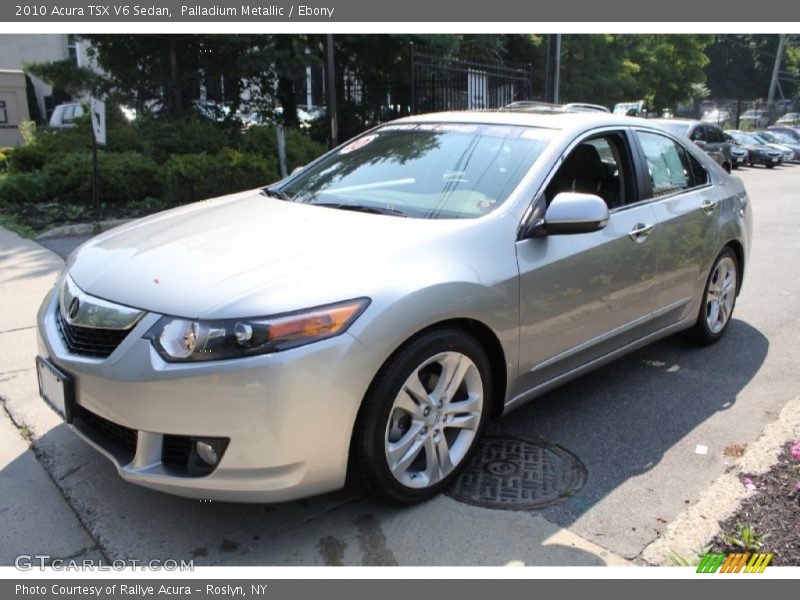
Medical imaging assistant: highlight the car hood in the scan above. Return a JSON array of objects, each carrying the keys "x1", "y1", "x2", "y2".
[{"x1": 67, "y1": 190, "x2": 469, "y2": 319}]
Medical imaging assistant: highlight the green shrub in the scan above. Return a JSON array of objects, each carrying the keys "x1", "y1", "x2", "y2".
[
  {"x1": 7, "y1": 142, "x2": 50, "y2": 173},
  {"x1": 241, "y1": 126, "x2": 327, "y2": 173},
  {"x1": 136, "y1": 118, "x2": 238, "y2": 163},
  {"x1": 0, "y1": 171, "x2": 51, "y2": 206},
  {"x1": 165, "y1": 149, "x2": 278, "y2": 204},
  {"x1": 43, "y1": 151, "x2": 162, "y2": 204},
  {"x1": 0, "y1": 147, "x2": 13, "y2": 172}
]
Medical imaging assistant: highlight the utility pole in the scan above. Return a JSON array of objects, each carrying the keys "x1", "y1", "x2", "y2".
[
  {"x1": 544, "y1": 34, "x2": 561, "y2": 104},
  {"x1": 767, "y1": 34, "x2": 787, "y2": 112},
  {"x1": 325, "y1": 34, "x2": 338, "y2": 147}
]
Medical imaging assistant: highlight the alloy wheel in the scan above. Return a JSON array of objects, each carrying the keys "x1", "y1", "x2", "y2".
[
  {"x1": 384, "y1": 351, "x2": 483, "y2": 489},
  {"x1": 705, "y1": 256, "x2": 737, "y2": 334}
]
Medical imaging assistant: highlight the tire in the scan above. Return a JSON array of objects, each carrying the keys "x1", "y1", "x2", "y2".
[
  {"x1": 350, "y1": 328, "x2": 492, "y2": 505},
  {"x1": 687, "y1": 247, "x2": 739, "y2": 345},
  {"x1": 723, "y1": 162, "x2": 732, "y2": 173}
]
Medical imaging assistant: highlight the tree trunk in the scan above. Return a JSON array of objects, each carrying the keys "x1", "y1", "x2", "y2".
[
  {"x1": 168, "y1": 35, "x2": 183, "y2": 118},
  {"x1": 278, "y1": 76, "x2": 298, "y2": 128}
]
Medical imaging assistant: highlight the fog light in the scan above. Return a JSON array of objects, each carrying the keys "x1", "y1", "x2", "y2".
[{"x1": 195, "y1": 441, "x2": 219, "y2": 465}]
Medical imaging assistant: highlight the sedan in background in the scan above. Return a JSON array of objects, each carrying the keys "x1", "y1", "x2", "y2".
[
  {"x1": 701, "y1": 109, "x2": 731, "y2": 128},
  {"x1": 776, "y1": 112, "x2": 800, "y2": 126},
  {"x1": 767, "y1": 126, "x2": 800, "y2": 142},
  {"x1": 756, "y1": 130, "x2": 800, "y2": 162},
  {"x1": 738, "y1": 109, "x2": 770, "y2": 129},
  {"x1": 654, "y1": 119, "x2": 732, "y2": 172},
  {"x1": 751, "y1": 133, "x2": 795, "y2": 163},
  {"x1": 726, "y1": 130, "x2": 783, "y2": 168},
  {"x1": 724, "y1": 136, "x2": 749, "y2": 169},
  {"x1": 36, "y1": 110, "x2": 752, "y2": 505}
]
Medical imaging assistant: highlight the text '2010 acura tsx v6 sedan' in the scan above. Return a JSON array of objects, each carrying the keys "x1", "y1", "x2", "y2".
[{"x1": 36, "y1": 109, "x2": 752, "y2": 505}]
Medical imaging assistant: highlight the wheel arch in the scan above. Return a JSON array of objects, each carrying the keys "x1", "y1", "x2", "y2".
[{"x1": 723, "y1": 238, "x2": 745, "y2": 296}]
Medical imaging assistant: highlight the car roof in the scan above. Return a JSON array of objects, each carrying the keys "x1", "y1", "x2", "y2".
[{"x1": 392, "y1": 110, "x2": 651, "y2": 133}]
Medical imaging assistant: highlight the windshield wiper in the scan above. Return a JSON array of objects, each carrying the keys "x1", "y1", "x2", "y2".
[
  {"x1": 314, "y1": 202, "x2": 408, "y2": 217},
  {"x1": 260, "y1": 187, "x2": 293, "y2": 201}
]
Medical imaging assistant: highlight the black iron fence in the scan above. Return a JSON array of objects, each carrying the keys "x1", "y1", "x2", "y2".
[
  {"x1": 411, "y1": 49, "x2": 534, "y2": 113},
  {"x1": 312, "y1": 48, "x2": 537, "y2": 141}
]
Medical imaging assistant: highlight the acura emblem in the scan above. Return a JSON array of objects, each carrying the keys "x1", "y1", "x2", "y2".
[{"x1": 68, "y1": 297, "x2": 80, "y2": 320}]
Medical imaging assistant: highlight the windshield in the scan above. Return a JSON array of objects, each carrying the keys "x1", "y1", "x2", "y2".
[{"x1": 278, "y1": 123, "x2": 554, "y2": 219}]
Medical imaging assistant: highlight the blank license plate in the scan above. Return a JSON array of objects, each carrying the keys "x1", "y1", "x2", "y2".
[{"x1": 36, "y1": 356, "x2": 74, "y2": 421}]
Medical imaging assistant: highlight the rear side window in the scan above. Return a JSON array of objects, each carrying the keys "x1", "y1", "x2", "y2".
[{"x1": 637, "y1": 131, "x2": 694, "y2": 197}]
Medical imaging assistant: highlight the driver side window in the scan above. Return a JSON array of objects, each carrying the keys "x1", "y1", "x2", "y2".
[{"x1": 544, "y1": 132, "x2": 632, "y2": 210}]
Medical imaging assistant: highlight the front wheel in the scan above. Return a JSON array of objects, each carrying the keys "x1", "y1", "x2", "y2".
[
  {"x1": 688, "y1": 247, "x2": 739, "y2": 345},
  {"x1": 350, "y1": 329, "x2": 491, "y2": 505}
]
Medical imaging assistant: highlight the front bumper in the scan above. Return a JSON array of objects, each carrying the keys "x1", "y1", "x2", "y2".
[{"x1": 36, "y1": 283, "x2": 380, "y2": 502}]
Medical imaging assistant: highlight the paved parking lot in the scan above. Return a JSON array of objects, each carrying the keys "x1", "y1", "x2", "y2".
[{"x1": 2, "y1": 163, "x2": 799, "y2": 566}]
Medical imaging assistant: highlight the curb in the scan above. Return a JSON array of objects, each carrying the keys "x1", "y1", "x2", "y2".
[
  {"x1": 34, "y1": 218, "x2": 133, "y2": 240},
  {"x1": 641, "y1": 393, "x2": 800, "y2": 565}
]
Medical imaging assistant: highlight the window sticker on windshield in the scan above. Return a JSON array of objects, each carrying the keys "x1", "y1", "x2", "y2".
[
  {"x1": 380, "y1": 124, "x2": 418, "y2": 132},
  {"x1": 416, "y1": 123, "x2": 478, "y2": 133},
  {"x1": 340, "y1": 134, "x2": 378, "y2": 154}
]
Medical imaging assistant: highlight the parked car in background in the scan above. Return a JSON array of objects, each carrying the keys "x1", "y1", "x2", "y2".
[
  {"x1": 49, "y1": 102, "x2": 84, "y2": 129},
  {"x1": 563, "y1": 102, "x2": 610, "y2": 113},
  {"x1": 751, "y1": 132, "x2": 795, "y2": 163},
  {"x1": 767, "y1": 125, "x2": 800, "y2": 142},
  {"x1": 776, "y1": 112, "x2": 800, "y2": 126},
  {"x1": 738, "y1": 109, "x2": 770, "y2": 129},
  {"x1": 612, "y1": 100, "x2": 646, "y2": 117},
  {"x1": 701, "y1": 109, "x2": 731, "y2": 128},
  {"x1": 756, "y1": 130, "x2": 800, "y2": 162},
  {"x1": 723, "y1": 134, "x2": 749, "y2": 169},
  {"x1": 653, "y1": 119, "x2": 732, "y2": 172},
  {"x1": 726, "y1": 130, "x2": 782, "y2": 167},
  {"x1": 36, "y1": 110, "x2": 752, "y2": 505}
]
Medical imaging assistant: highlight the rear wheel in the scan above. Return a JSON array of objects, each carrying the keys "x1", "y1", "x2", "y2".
[
  {"x1": 688, "y1": 247, "x2": 739, "y2": 345},
  {"x1": 350, "y1": 329, "x2": 491, "y2": 505}
]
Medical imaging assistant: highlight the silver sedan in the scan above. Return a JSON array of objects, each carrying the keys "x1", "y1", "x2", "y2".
[{"x1": 36, "y1": 110, "x2": 752, "y2": 504}]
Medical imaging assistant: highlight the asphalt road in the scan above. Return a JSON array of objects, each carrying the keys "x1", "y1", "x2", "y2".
[{"x1": 10, "y1": 162, "x2": 800, "y2": 565}]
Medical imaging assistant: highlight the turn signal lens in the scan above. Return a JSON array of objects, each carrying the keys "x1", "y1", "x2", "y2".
[{"x1": 146, "y1": 298, "x2": 370, "y2": 362}]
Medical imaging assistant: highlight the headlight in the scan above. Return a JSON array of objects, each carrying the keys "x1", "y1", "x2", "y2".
[{"x1": 145, "y1": 298, "x2": 370, "y2": 362}]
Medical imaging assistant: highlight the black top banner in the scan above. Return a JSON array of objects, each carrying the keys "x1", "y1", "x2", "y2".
[{"x1": 3, "y1": 0, "x2": 800, "y2": 22}]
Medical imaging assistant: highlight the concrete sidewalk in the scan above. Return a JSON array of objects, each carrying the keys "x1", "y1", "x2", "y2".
[
  {"x1": 0, "y1": 224, "x2": 627, "y2": 567},
  {"x1": 0, "y1": 226, "x2": 102, "y2": 565}
]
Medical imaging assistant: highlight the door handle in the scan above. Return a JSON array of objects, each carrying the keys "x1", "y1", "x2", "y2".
[
  {"x1": 629, "y1": 223, "x2": 655, "y2": 242},
  {"x1": 700, "y1": 199, "x2": 718, "y2": 215}
]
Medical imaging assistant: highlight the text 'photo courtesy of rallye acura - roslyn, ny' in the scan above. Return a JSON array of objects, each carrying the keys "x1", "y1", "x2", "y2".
[{"x1": 36, "y1": 107, "x2": 752, "y2": 505}]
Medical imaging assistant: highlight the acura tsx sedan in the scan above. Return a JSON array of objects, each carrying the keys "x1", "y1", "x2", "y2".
[{"x1": 36, "y1": 110, "x2": 752, "y2": 505}]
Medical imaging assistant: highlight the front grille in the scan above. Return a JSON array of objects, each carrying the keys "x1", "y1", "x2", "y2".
[
  {"x1": 76, "y1": 407, "x2": 137, "y2": 464},
  {"x1": 55, "y1": 306, "x2": 130, "y2": 358}
]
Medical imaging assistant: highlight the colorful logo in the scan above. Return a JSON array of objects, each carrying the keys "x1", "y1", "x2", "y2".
[{"x1": 697, "y1": 552, "x2": 773, "y2": 573}]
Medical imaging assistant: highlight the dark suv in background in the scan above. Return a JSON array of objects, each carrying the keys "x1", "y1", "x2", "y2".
[{"x1": 653, "y1": 119, "x2": 733, "y2": 172}]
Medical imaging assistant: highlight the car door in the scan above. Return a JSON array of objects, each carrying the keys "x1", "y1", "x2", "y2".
[
  {"x1": 632, "y1": 129, "x2": 721, "y2": 330},
  {"x1": 514, "y1": 129, "x2": 661, "y2": 395}
]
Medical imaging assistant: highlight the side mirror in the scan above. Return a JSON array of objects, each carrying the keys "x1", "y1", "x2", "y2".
[
  {"x1": 523, "y1": 192, "x2": 609, "y2": 238},
  {"x1": 291, "y1": 165, "x2": 305, "y2": 175}
]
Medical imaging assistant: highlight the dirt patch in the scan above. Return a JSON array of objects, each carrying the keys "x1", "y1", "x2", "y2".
[{"x1": 710, "y1": 442, "x2": 800, "y2": 566}]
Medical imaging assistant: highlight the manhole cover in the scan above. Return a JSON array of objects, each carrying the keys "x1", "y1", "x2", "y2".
[{"x1": 446, "y1": 436, "x2": 587, "y2": 510}]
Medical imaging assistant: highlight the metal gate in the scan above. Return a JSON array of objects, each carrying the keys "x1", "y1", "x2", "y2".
[{"x1": 411, "y1": 49, "x2": 534, "y2": 113}]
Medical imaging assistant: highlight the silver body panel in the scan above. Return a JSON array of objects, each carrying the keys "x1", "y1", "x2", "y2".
[{"x1": 37, "y1": 111, "x2": 753, "y2": 502}]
